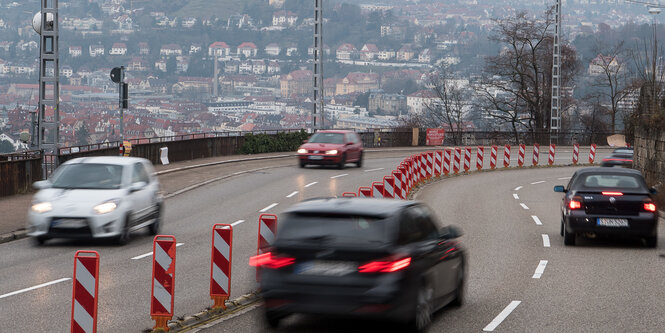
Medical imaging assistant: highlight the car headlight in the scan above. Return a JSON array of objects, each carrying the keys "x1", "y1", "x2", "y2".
[
  {"x1": 93, "y1": 200, "x2": 120, "y2": 214},
  {"x1": 297, "y1": 148, "x2": 308, "y2": 154},
  {"x1": 31, "y1": 202, "x2": 52, "y2": 213},
  {"x1": 325, "y1": 150, "x2": 338, "y2": 155}
]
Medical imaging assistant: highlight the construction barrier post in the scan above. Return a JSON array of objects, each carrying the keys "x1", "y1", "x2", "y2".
[
  {"x1": 71, "y1": 251, "x2": 100, "y2": 333},
  {"x1": 476, "y1": 146, "x2": 484, "y2": 171},
  {"x1": 573, "y1": 143, "x2": 579, "y2": 165},
  {"x1": 463, "y1": 147, "x2": 471, "y2": 173},
  {"x1": 383, "y1": 176, "x2": 396, "y2": 199},
  {"x1": 358, "y1": 186, "x2": 372, "y2": 198},
  {"x1": 589, "y1": 144, "x2": 597, "y2": 164},
  {"x1": 453, "y1": 148, "x2": 461, "y2": 174},
  {"x1": 434, "y1": 150, "x2": 443, "y2": 177},
  {"x1": 503, "y1": 144, "x2": 511, "y2": 168},
  {"x1": 533, "y1": 144, "x2": 540, "y2": 166},
  {"x1": 342, "y1": 192, "x2": 357, "y2": 197},
  {"x1": 518, "y1": 144, "x2": 525, "y2": 168},
  {"x1": 392, "y1": 170, "x2": 404, "y2": 199},
  {"x1": 210, "y1": 224, "x2": 232, "y2": 310},
  {"x1": 548, "y1": 144, "x2": 556, "y2": 166},
  {"x1": 256, "y1": 214, "x2": 278, "y2": 281},
  {"x1": 372, "y1": 181, "x2": 385, "y2": 199},
  {"x1": 151, "y1": 235, "x2": 177, "y2": 332},
  {"x1": 490, "y1": 145, "x2": 498, "y2": 169}
]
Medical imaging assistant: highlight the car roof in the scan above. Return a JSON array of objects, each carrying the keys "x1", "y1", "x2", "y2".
[
  {"x1": 574, "y1": 167, "x2": 642, "y2": 176},
  {"x1": 284, "y1": 198, "x2": 415, "y2": 218},
  {"x1": 62, "y1": 156, "x2": 149, "y2": 166},
  {"x1": 315, "y1": 130, "x2": 354, "y2": 134}
]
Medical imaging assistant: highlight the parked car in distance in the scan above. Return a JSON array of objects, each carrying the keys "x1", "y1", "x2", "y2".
[
  {"x1": 554, "y1": 167, "x2": 658, "y2": 247},
  {"x1": 250, "y1": 198, "x2": 466, "y2": 332},
  {"x1": 27, "y1": 156, "x2": 163, "y2": 245},
  {"x1": 601, "y1": 147, "x2": 633, "y2": 168},
  {"x1": 297, "y1": 130, "x2": 363, "y2": 169}
]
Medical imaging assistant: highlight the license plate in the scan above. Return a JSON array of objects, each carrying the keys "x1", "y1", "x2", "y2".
[
  {"x1": 597, "y1": 218, "x2": 629, "y2": 227},
  {"x1": 51, "y1": 219, "x2": 87, "y2": 228},
  {"x1": 308, "y1": 155, "x2": 324, "y2": 160},
  {"x1": 296, "y1": 261, "x2": 355, "y2": 276}
]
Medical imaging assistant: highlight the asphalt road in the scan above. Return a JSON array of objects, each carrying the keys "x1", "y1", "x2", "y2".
[{"x1": 0, "y1": 147, "x2": 630, "y2": 332}]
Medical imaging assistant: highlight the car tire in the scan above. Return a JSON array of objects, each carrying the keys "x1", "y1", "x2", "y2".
[
  {"x1": 560, "y1": 219, "x2": 564, "y2": 237},
  {"x1": 451, "y1": 264, "x2": 465, "y2": 307},
  {"x1": 265, "y1": 310, "x2": 283, "y2": 329},
  {"x1": 563, "y1": 223, "x2": 575, "y2": 246},
  {"x1": 645, "y1": 235, "x2": 658, "y2": 248},
  {"x1": 115, "y1": 215, "x2": 132, "y2": 245},
  {"x1": 148, "y1": 204, "x2": 162, "y2": 236},
  {"x1": 407, "y1": 282, "x2": 433, "y2": 333},
  {"x1": 32, "y1": 236, "x2": 48, "y2": 246},
  {"x1": 299, "y1": 160, "x2": 306, "y2": 168},
  {"x1": 337, "y1": 154, "x2": 346, "y2": 170},
  {"x1": 356, "y1": 152, "x2": 363, "y2": 168}
]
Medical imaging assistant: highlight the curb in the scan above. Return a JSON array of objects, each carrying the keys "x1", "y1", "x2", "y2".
[{"x1": 0, "y1": 229, "x2": 28, "y2": 245}]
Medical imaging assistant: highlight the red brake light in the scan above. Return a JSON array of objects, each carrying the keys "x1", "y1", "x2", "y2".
[
  {"x1": 569, "y1": 199, "x2": 582, "y2": 210},
  {"x1": 358, "y1": 257, "x2": 411, "y2": 273},
  {"x1": 602, "y1": 192, "x2": 623, "y2": 196},
  {"x1": 644, "y1": 203, "x2": 657, "y2": 212},
  {"x1": 249, "y1": 252, "x2": 295, "y2": 269}
]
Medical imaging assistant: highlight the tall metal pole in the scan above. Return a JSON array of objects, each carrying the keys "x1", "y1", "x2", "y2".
[
  {"x1": 550, "y1": 0, "x2": 562, "y2": 144},
  {"x1": 650, "y1": 7, "x2": 661, "y2": 115},
  {"x1": 312, "y1": 0, "x2": 325, "y2": 131},
  {"x1": 119, "y1": 66, "x2": 125, "y2": 142}
]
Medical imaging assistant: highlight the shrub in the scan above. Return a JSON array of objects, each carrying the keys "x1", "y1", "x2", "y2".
[{"x1": 240, "y1": 130, "x2": 309, "y2": 154}]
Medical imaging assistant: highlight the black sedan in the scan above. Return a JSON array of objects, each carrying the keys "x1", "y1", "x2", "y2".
[
  {"x1": 554, "y1": 168, "x2": 658, "y2": 247},
  {"x1": 600, "y1": 147, "x2": 633, "y2": 167},
  {"x1": 250, "y1": 198, "x2": 466, "y2": 332}
]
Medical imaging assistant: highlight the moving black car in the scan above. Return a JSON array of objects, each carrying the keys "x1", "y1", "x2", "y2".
[
  {"x1": 250, "y1": 198, "x2": 466, "y2": 332},
  {"x1": 600, "y1": 147, "x2": 633, "y2": 167},
  {"x1": 554, "y1": 168, "x2": 658, "y2": 247}
]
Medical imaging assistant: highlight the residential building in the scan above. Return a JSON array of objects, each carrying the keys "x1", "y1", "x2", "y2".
[
  {"x1": 160, "y1": 44, "x2": 182, "y2": 56},
  {"x1": 336, "y1": 43, "x2": 357, "y2": 60},
  {"x1": 378, "y1": 49, "x2": 396, "y2": 61},
  {"x1": 418, "y1": 48, "x2": 431, "y2": 63},
  {"x1": 360, "y1": 44, "x2": 380, "y2": 61},
  {"x1": 280, "y1": 70, "x2": 313, "y2": 97},
  {"x1": 335, "y1": 72, "x2": 380, "y2": 95},
  {"x1": 209, "y1": 42, "x2": 231, "y2": 57},
  {"x1": 69, "y1": 46, "x2": 82, "y2": 57},
  {"x1": 308, "y1": 45, "x2": 331, "y2": 56},
  {"x1": 89, "y1": 44, "x2": 105, "y2": 57},
  {"x1": 109, "y1": 43, "x2": 127, "y2": 56},
  {"x1": 272, "y1": 10, "x2": 298, "y2": 26},
  {"x1": 237, "y1": 42, "x2": 258, "y2": 58},
  {"x1": 265, "y1": 43, "x2": 281, "y2": 56},
  {"x1": 138, "y1": 42, "x2": 150, "y2": 55},
  {"x1": 397, "y1": 45, "x2": 415, "y2": 61},
  {"x1": 252, "y1": 60, "x2": 267, "y2": 75},
  {"x1": 267, "y1": 61, "x2": 281, "y2": 74},
  {"x1": 588, "y1": 54, "x2": 623, "y2": 75},
  {"x1": 189, "y1": 43, "x2": 202, "y2": 54},
  {"x1": 369, "y1": 92, "x2": 407, "y2": 116},
  {"x1": 407, "y1": 90, "x2": 438, "y2": 114}
]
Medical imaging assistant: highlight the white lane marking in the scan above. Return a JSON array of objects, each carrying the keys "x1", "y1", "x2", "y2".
[
  {"x1": 483, "y1": 300, "x2": 522, "y2": 331},
  {"x1": 131, "y1": 243, "x2": 184, "y2": 260},
  {"x1": 305, "y1": 182, "x2": 318, "y2": 188},
  {"x1": 542, "y1": 234, "x2": 551, "y2": 247},
  {"x1": 364, "y1": 168, "x2": 385, "y2": 172},
  {"x1": 0, "y1": 278, "x2": 71, "y2": 299},
  {"x1": 530, "y1": 180, "x2": 546, "y2": 185},
  {"x1": 520, "y1": 203, "x2": 529, "y2": 210},
  {"x1": 330, "y1": 174, "x2": 348, "y2": 179},
  {"x1": 260, "y1": 203, "x2": 279, "y2": 212},
  {"x1": 558, "y1": 177, "x2": 571, "y2": 180},
  {"x1": 231, "y1": 220, "x2": 245, "y2": 227},
  {"x1": 513, "y1": 193, "x2": 519, "y2": 200},
  {"x1": 286, "y1": 191, "x2": 298, "y2": 198},
  {"x1": 531, "y1": 215, "x2": 542, "y2": 225},
  {"x1": 514, "y1": 186, "x2": 523, "y2": 191},
  {"x1": 532, "y1": 260, "x2": 548, "y2": 278}
]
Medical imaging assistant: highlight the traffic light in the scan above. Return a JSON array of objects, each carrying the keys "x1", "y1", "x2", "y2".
[{"x1": 122, "y1": 83, "x2": 128, "y2": 109}]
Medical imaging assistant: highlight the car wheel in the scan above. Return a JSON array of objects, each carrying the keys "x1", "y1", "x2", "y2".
[
  {"x1": 337, "y1": 154, "x2": 346, "y2": 170},
  {"x1": 115, "y1": 215, "x2": 132, "y2": 245},
  {"x1": 356, "y1": 152, "x2": 363, "y2": 168},
  {"x1": 148, "y1": 204, "x2": 162, "y2": 236},
  {"x1": 32, "y1": 236, "x2": 48, "y2": 246},
  {"x1": 408, "y1": 283, "x2": 433, "y2": 333},
  {"x1": 299, "y1": 160, "x2": 306, "y2": 168},
  {"x1": 645, "y1": 235, "x2": 658, "y2": 248},
  {"x1": 265, "y1": 310, "x2": 284, "y2": 329},
  {"x1": 560, "y1": 219, "x2": 564, "y2": 237},
  {"x1": 451, "y1": 264, "x2": 465, "y2": 307},
  {"x1": 563, "y1": 223, "x2": 575, "y2": 246}
]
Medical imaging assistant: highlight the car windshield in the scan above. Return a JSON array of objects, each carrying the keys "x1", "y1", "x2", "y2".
[
  {"x1": 308, "y1": 132, "x2": 345, "y2": 144},
  {"x1": 278, "y1": 213, "x2": 391, "y2": 245},
  {"x1": 50, "y1": 163, "x2": 124, "y2": 189},
  {"x1": 579, "y1": 174, "x2": 644, "y2": 190}
]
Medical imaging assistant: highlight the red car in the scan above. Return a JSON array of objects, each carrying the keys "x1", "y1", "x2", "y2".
[{"x1": 297, "y1": 130, "x2": 364, "y2": 169}]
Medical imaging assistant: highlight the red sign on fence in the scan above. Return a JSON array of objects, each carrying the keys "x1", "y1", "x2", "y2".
[{"x1": 426, "y1": 129, "x2": 445, "y2": 146}]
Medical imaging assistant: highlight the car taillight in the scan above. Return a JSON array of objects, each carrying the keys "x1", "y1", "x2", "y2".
[
  {"x1": 249, "y1": 252, "x2": 295, "y2": 269},
  {"x1": 644, "y1": 202, "x2": 657, "y2": 212},
  {"x1": 569, "y1": 196, "x2": 583, "y2": 210},
  {"x1": 602, "y1": 191, "x2": 623, "y2": 196},
  {"x1": 358, "y1": 257, "x2": 411, "y2": 273}
]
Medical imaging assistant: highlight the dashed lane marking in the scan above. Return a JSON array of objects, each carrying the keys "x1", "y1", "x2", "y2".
[
  {"x1": 542, "y1": 234, "x2": 550, "y2": 247},
  {"x1": 305, "y1": 182, "x2": 318, "y2": 188},
  {"x1": 0, "y1": 278, "x2": 71, "y2": 300},
  {"x1": 286, "y1": 191, "x2": 298, "y2": 198},
  {"x1": 330, "y1": 174, "x2": 348, "y2": 179},
  {"x1": 483, "y1": 300, "x2": 522, "y2": 331},
  {"x1": 514, "y1": 186, "x2": 523, "y2": 191},
  {"x1": 533, "y1": 260, "x2": 548, "y2": 278},
  {"x1": 530, "y1": 180, "x2": 546, "y2": 185},
  {"x1": 520, "y1": 203, "x2": 530, "y2": 210},
  {"x1": 231, "y1": 220, "x2": 245, "y2": 227},
  {"x1": 259, "y1": 203, "x2": 279, "y2": 213},
  {"x1": 531, "y1": 215, "x2": 542, "y2": 225},
  {"x1": 513, "y1": 193, "x2": 519, "y2": 200},
  {"x1": 364, "y1": 168, "x2": 385, "y2": 172}
]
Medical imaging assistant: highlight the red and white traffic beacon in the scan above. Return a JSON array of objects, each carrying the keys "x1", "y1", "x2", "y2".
[
  {"x1": 210, "y1": 224, "x2": 233, "y2": 310},
  {"x1": 150, "y1": 235, "x2": 177, "y2": 332},
  {"x1": 71, "y1": 251, "x2": 100, "y2": 333}
]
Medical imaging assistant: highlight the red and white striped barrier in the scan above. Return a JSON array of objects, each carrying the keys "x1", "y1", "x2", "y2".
[
  {"x1": 151, "y1": 235, "x2": 177, "y2": 331},
  {"x1": 572, "y1": 143, "x2": 579, "y2": 165},
  {"x1": 518, "y1": 144, "x2": 525, "y2": 167},
  {"x1": 419, "y1": 153, "x2": 427, "y2": 181},
  {"x1": 463, "y1": 147, "x2": 471, "y2": 172},
  {"x1": 397, "y1": 166, "x2": 409, "y2": 197},
  {"x1": 372, "y1": 181, "x2": 385, "y2": 198},
  {"x1": 392, "y1": 170, "x2": 405, "y2": 199},
  {"x1": 383, "y1": 176, "x2": 396, "y2": 199},
  {"x1": 342, "y1": 192, "x2": 357, "y2": 197},
  {"x1": 453, "y1": 148, "x2": 461, "y2": 174},
  {"x1": 548, "y1": 144, "x2": 556, "y2": 165},
  {"x1": 210, "y1": 224, "x2": 232, "y2": 310},
  {"x1": 503, "y1": 144, "x2": 511, "y2": 168},
  {"x1": 426, "y1": 152, "x2": 434, "y2": 179},
  {"x1": 533, "y1": 144, "x2": 540, "y2": 166},
  {"x1": 443, "y1": 149, "x2": 452, "y2": 176},
  {"x1": 490, "y1": 145, "x2": 498, "y2": 169},
  {"x1": 71, "y1": 251, "x2": 99, "y2": 333},
  {"x1": 256, "y1": 214, "x2": 277, "y2": 281},
  {"x1": 476, "y1": 146, "x2": 484, "y2": 170},
  {"x1": 358, "y1": 186, "x2": 372, "y2": 198},
  {"x1": 408, "y1": 158, "x2": 416, "y2": 187},
  {"x1": 589, "y1": 144, "x2": 597, "y2": 164},
  {"x1": 434, "y1": 150, "x2": 443, "y2": 177}
]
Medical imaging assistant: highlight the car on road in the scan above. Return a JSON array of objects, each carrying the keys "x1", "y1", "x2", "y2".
[
  {"x1": 27, "y1": 156, "x2": 163, "y2": 245},
  {"x1": 250, "y1": 198, "x2": 466, "y2": 332},
  {"x1": 554, "y1": 167, "x2": 658, "y2": 247},
  {"x1": 600, "y1": 147, "x2": 633, "y2": 167},
  {"x1": 297, "y1": 130, "x2": 363, "y2": 169}
]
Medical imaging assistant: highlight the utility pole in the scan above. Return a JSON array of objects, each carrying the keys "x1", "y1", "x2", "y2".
[
  {"x1": 110, "y1": 66, "x2": 128, "y2": 141},
  {"x1": 550, "y1": 0, "x2": 561, "y2": 144},
  {"x1": 312, "y1": 0, "x2": 325, "y2": 131}
]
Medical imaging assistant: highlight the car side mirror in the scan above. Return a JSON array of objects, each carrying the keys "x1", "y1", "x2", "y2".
[
  {"x1": 129, "y1": 181, "x2": 147, "y2": 192},
  {"x1": 650, "y1": 188, "x2": 658, "y2": 195},
  {"x1": 33, "y1": 180, "x2": 51, "y2": 190},
  {"x1": 553, "y1": 185, "x2": 566, "y2": 193},
  {"x1": 346, "y1": 142, "x2": 353, "y2": 146},
  {"x1": 440, "y1": 225, "x2": 463, "y2": 239}
]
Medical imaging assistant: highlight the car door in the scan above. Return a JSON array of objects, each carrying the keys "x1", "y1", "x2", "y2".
[
  {"x1": 400, "y1": 207, "x2": 441, "y2": 296},
  {"x1": 130, "y1": 162, "x2": 152, "y2": 224},
  {"x1": 345, "y1": 133, "x2": 358, "y2": 160}
]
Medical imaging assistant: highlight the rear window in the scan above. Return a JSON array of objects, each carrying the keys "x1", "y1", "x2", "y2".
[
  {"x1": 579, "y1": 174, "x2": 644, "y2": 190},
  {"x1": 277, "y1": 213, "x2": 391, "y2": 245}
]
